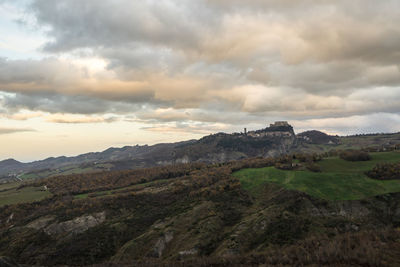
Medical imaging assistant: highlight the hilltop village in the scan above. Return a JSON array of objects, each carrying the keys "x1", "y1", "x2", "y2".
[{"x1": 244, "y1": 121, "x2": 295, "y2": 138}]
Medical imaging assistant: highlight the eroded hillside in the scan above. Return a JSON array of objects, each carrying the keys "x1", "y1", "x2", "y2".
[{"x1": 0, "y1": 154, "x2": 400, "y2": 266}]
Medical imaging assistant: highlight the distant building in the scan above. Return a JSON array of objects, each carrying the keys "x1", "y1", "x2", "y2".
[
  {"x1": 270, "y1": 121, "x2": 290, "y2": 127},
  {"x1": 246, "y1": 121, "x2": 294, "y2": 138}
]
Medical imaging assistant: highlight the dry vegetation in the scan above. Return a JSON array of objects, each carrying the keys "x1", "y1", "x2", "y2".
[
  {"x1": 340, "y1": 150, "x2": 372, "y2": 161},
  {"x1": 366, "y1": 162, "x2": 400, "y2": 180},
  {"x1": 0, "y1": 151, "x2": 399, "y2": 266}
]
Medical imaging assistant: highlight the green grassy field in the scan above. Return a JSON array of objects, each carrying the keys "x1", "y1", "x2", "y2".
[
  {"x1": 234, "y1": 151, "x2": 400, "y2": 200},
  {"x1": 0, "y1": 185, "x2": 51, "y2": 206},
  {"x1": 0, "y1": 181, "x2": 22, "y2": 192}
]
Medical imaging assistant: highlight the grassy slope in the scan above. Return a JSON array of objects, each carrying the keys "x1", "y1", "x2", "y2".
[
  {"x1": 234, "y1": 151, "x2": 400, "y2": 200},
  {"x1": 0, "y1": 185, "x2": 51, "y2": 206},
  {"x1": 296, "y1": 133, "x2": 400, "y2": 153},
  {"x1": 3, "y1": 151, "x2": 400, "y2": 206},
  {"x1": 0, "y1": 182, "x2": 22, "y2": 192}
]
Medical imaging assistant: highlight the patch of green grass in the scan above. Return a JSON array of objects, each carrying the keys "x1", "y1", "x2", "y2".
[
  {"x1": 60, "y1": 167, "x2": 96, "y2": 176},
  {"x1": 0, "y1": 181, "x2": 21, "y2": 191},
  {"x1": 0, "y1": 186, "x2": 52, "y2": 206},
  {"x1": 19, "y1": 173, "x2": 41, "y2": 180},
  {"x1": 234, "y1": 151, "x2": 400, "y2": 200},
  {"x1": 319, "y1": 152, "x2": 400, "y2": 173},
  {"x1": 74, "y1": 193, "x2": 89, "y2": 199}
]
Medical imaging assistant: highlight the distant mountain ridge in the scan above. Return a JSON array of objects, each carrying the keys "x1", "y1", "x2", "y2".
[
  {"x1": 1, "y1": 122, "x2": 398, "y2": 182},
  {"x1": 0, "y1": 122, "x2": 293, "y2": 179},
  {"x1": 0, "y1": 140, "x2": 195, "y2": 179}
]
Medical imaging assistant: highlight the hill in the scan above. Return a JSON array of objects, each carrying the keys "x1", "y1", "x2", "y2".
[
  {"x1": 0, "y1": 122, "x2": 297, "y2": 181},
  {"x1": 235, "y1": 151, "x2": 400, "y2": 200},
  {"x1": 0, "y1": 151, "x2": 400, "y2": 266},
  {"x1": 2, "y1": 122, "x2": 400, "y2": 184},
  {"x1": 0, "y1": 159, "x2": 22, "y2": 168},
  {"x1": 297, "y1": 130, "x2": 339, "y2": 145},
  {"x1": 0, "y1": 159, "x2": 23, "y2": 174}
]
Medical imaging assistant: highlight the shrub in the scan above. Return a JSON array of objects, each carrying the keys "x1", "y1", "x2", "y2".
[
  {"x1": 339, "y1": 150, "x2": 371, "y2": 161},
  {"x1": 275, "y1": 163, "x2": 294, "y2": 170},
  {"x1": 305, "y1": 162, "x2": 321, "y2": 172},
  {"x1": 366, "y1": 162, "x2": 400, "y2": 180},
  {"x1": 295, "y1": 153, "x2": 323, "y2": 163}
]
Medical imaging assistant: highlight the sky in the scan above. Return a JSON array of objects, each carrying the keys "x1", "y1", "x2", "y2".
[{"x1": 1, "y1": 0, "x2": 400, "y2": 162}]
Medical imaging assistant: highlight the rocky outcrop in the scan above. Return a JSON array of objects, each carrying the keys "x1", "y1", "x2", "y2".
[
  {"x1": 113, "y1": 228, "x2": 175, "y2": 261},
  {"x1": 45, "y1": 212, "x2": 106, "y2": 236},
  {"x1": 5, "y1": 214, "x2": 13, "y2": 224},
  {"x1": 175, "y1": 155, "x2": 190, "y2": 164},
  {"x1": 26, "y1": 216, "x2": 55, "y2": 230},
  {"x1": 25, "y1": 212, "x2": 106, "y2": 236},
  {"x1": 150, "y1": 231, "x2": 174, "y2": 258},
  {"x1": 178, "y1": 248, "x2": 198, "y2": 258}
]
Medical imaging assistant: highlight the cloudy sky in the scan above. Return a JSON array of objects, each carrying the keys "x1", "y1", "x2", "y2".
[{"x1": 1, "y1": 0, "x2": 400, "y2": 161}]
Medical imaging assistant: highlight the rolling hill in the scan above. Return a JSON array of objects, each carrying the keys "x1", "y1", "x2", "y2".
[
  {"x1": 0, "y1": 149, "x2": 400, "y2": 266},
  {"x1": 0, "y1": 122, "x2": 296, "y2": 181},
  {"x1": 2, "y1": 122, "x2": 400, "y2": 184},
  {"x1": 235, "y1": 151, "x2": 400, "y2": 200}
]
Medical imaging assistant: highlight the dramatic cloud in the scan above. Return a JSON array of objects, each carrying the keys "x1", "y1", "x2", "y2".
[{"x1": 1, "y1": 0, "x2": 400, "y2": 138}]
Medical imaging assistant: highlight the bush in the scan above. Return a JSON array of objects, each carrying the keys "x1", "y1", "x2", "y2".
[
  {"x1": 305, "y1": 162, "x2": 321, "y2": 172},
  {"x1": 339, "y1": 150, "x2": 371, "y2": 161},
  {"x1": 366, "y1": 162, "x2": 400, "y2": 180},
  {"x1": 295, "y1": 153, "x2": 323, "y2": 163},
  {"x1": 275, "y1": 163, "x2": 294, "y2": 170}
]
